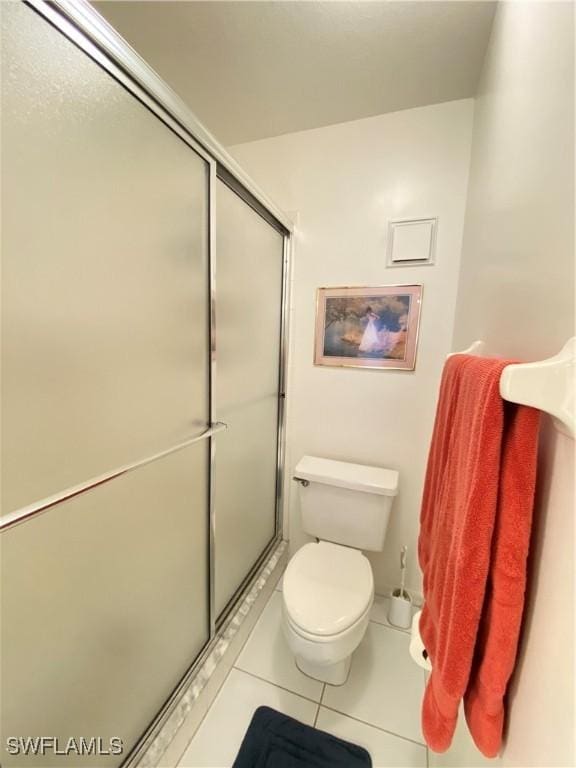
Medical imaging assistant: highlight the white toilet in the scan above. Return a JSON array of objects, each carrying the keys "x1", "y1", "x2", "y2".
[{"x1": 282, "y1": 455, "x2": 399, "y2": 685}]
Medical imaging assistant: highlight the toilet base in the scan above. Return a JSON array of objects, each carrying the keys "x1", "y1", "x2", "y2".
[{"x1": 295, "y1": 654, "x2": 351, "y2": 686}]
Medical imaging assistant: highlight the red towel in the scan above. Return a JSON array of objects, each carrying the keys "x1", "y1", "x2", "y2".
[{"x1": 418, "y1": 354, "x2": 540, "y2": 755}]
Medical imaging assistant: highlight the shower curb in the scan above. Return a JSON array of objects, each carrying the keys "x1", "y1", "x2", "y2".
[{"x1": 135, "y1": 540, "x2": 288, "y2": 767}]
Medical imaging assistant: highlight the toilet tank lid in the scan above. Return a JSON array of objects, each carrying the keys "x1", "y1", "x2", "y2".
[{"x1": 295, "y1": 456, "x2": 399, "y2": 496}]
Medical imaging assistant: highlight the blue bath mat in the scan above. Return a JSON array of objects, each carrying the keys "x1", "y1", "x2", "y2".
[{"x1": 232, "y1": 706, "x2": 372, "y2": 767}]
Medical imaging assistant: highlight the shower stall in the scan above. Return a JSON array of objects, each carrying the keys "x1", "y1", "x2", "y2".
[{"x1": 0, "y1": 2, "x2": 291, "y2": 765}]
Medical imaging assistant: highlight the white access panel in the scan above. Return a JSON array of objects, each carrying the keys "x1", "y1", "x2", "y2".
[{"x1": 387, "y1": 218, "x2": 437, "y2": 266}]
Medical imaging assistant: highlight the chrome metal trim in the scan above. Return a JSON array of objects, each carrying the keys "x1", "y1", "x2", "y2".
[
  {"x1": 25, "y1": 0, "x2": 294, "y2": 234},
  {"x1": 208, "y1": 162, "x2": 218, "y2": 639},
  {"x1": 208, "y1": 534, "x2": 283, "y2": 654},
  {"x1": 23, "y1": 0, "x2": 213, "y2": 167},
  {"x1": 121, "y1": 536, "x2": 285, "y2": 768},
  {"x1": 22, "y1": 0, "x2": 292, "y2": 618},
  {"x1": 7, "y1": 5, "x2": 293, "y2": 765},
  {"x1": 215, "y1": 532, "x2": 283, "y2": 630},
  {"x1": 121, "y1": 639, "x2": 217, "y2": 768},
  {"x1": 210, "y1": 190, "x2": 292, "y2": 629},
  {"x1": 216, "y1": 164, "x2": 289, "y2": 236},
  {"x1": 0, "y1": 423, "x2": 228, "y2": 533},
  {"x1": 276, "y1": 233, "x2": 292, "y2": 538}
]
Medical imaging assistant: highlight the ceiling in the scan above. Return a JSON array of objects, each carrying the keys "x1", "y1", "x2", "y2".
[{"x1": 95, "y1": 1, "x2": 496, "y2": 147}]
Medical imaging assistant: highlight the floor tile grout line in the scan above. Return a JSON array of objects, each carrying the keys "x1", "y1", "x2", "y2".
[
  {"x1": 318, "y1": 704, "x2": 427, "y2": 748},
  {"x1": 174, "y1": 574, "x2": 285, "y2": 765},
  {"x1": 313, "y1": 701, "x2": 321, "y2": 728},
  {"x1": 368, "y1": 617, "x2": 411, "y2": 635},
  {"x1": 179, "y1": 674, "x2": 427, "y2": 764},
  {"x1": 178, "y1": 579, "x2": 427, "y2": 765},
  {"x1": 234, "y1": 588, "x2": 426, "y2": 753},
  {"x1": 231, "y1": 665, "x2": 323, "y2": 706},
  {"x1": 313, "y1": 683, "x2": 326, "y2": 728}
]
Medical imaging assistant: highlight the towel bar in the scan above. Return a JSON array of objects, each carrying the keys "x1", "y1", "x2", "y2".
[
  {"x1": 0, "y1": 421, "x2": 229, "y2": 532},
  {"x1": 450, "y1": 338, "x2": 575, "y2": 439}
]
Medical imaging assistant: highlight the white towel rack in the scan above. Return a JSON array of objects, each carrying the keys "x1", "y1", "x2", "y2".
[{"x1": 449, "y1": 338, "x2": 575, "y2": 439}]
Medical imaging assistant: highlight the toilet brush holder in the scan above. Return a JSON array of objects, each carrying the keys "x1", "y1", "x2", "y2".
[
  {"x1": 388, "y1": 589, "x2": 413, "y2": 629},
  {"x1": 389, "y1": 545, "x2": 413, "y2": 629}
]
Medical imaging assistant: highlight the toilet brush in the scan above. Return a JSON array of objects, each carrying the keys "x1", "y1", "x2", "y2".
[
  {"x1": 399, "y1": 545, "x2": 408, "y2": 598},
  {"x1": 388, "y1": 546, "x2": 413, "y2": 629}
]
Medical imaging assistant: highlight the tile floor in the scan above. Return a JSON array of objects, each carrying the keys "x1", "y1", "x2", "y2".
[{"x1": 178, "y1": 579, "x2": 428, "y2": 768}]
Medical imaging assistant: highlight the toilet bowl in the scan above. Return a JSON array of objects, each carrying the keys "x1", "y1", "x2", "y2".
[
  {"x1": 282, "y1": 541, "x2": 374, "y2": 685},
  {"x1": 283, "y1": 455, "x2": 399, "y2": 685}
]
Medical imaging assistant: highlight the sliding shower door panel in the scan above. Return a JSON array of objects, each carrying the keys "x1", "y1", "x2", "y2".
[
  {"x1": 214, "y1": 180, "x2": 285, "y2": 618},
  {"x1": 1, "y1": 1, "x2": 209, "y2": 515},
  {"x1": 1, "y1": 3, "x2": 211, "y2": 766},
  {"x1": 2, "y1": 443, "x2": 210, "y2": 768}
]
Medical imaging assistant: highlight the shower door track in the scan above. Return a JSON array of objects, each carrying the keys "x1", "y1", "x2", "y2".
[
  {"x1": 122, "y1": 534, "x2": 285, "y2": 768},
  {"x1": 17, "y1": 1, "x2": 293, "y2": 765}
]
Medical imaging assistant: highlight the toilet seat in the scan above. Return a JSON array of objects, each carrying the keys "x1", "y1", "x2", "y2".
[
  {"x1": 284, "y1": 600, "x2": 372, "y2": 643},
  {"x1": 283, "y1": 541, "x2": 374, "y2": 637}
]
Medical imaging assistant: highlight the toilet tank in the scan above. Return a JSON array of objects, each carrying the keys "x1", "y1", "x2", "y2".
[{"x1": 294, "y1": 456, "x2": 399, "y2": 552}]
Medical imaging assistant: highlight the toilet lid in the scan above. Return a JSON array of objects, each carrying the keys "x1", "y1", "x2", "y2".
[{"x1": 283, "y1": 542, "x2": 374, "y2": 636}]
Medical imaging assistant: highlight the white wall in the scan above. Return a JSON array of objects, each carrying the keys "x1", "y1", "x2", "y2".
[
  {"x1": 230, "y1": 99, "x2": 474, "y2": 594},
  {"x1": 436, "y1": 2, "x2": 575, "y2": 766}
]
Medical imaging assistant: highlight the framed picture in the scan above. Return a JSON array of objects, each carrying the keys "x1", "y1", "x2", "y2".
[{"x1": 314, "y1": 285, "x2": 422, "y2": 370}]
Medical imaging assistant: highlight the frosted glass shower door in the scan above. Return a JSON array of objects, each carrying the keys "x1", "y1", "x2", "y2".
[
  {"x1": 214, "y1": 179, "x2": 285, "y2": 618},
  {"x1": 1, "y1": 4, "x2": 211, "y2": 766}
]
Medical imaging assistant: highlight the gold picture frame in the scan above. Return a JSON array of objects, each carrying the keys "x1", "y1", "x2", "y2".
[{"x1": 314, "y1": 285, "x2": 423, "y2": 370}]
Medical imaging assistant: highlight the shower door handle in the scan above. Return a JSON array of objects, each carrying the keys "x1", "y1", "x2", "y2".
[{"x1": 197, "y1": 421, "x2": 228, "y2": 442}]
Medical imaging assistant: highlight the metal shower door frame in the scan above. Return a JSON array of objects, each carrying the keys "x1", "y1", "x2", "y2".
[{"x1": 10, "y1": 0, "x2": 293, "y2": 763}]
